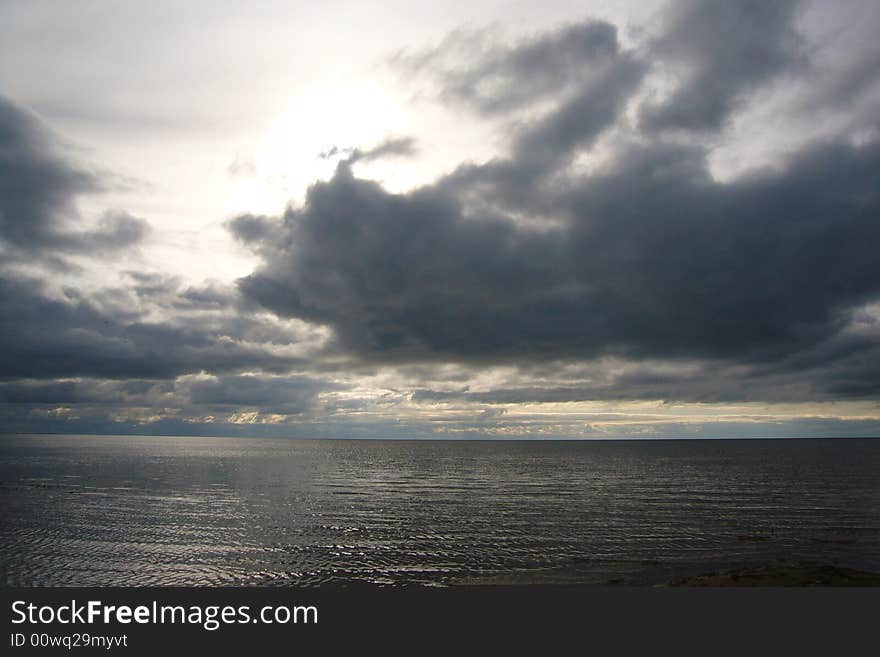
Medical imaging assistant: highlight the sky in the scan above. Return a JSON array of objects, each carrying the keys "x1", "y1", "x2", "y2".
[{"x1": 1, "y1": 0, "x2": 879, "y2": 439}]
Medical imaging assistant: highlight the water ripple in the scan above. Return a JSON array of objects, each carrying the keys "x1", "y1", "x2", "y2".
[{"x1": 1, "y1": 436, "x2": 878, "y2": 586}]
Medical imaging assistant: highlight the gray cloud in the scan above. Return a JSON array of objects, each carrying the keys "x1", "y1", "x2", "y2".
[
  {"x1": 396, "y1": 20, "x2": 621, "y2": 115},
  {"x1": 63, "y1": 210, "x2": 150, "y2": 255},
  {"x1": 348, "y1": 136, "x2": 418, "y2": 164},
  {"x1": 185, "y1": 375, "x2": 327, "y2": 414},
  {"x1": 317, "y1": 137, "x2": 419, "y2": 167},
  {"x1": 0, "y1": 378, "x2": 170, "y2": 406},
  {"x1": 232, "y1": 137, "x2": 880, "y2": 375},
  {"x1": 0, "y1": 275, "x2": 307, "y2": 381},
  {"x1": 225, "y1": 213, "x2": 277, "y2": 248},
  {"x1": 510, "y1": 56, "x2": 644, "y2": 165},
  {"x1": 0, "y1": 373, "x2": 327, "y2": 412},
  {"x1": 0, "y1": 96, "x2": 149, "y2": 260},
  {"x1": 639, "y1": 0, "x2": 808, "y2": 132},
  {"x1": 234, "y1": 162, "x2": 562, "y2": 358},
  {"x1": 793, "y1": 39, "x2": 880, "y2": 120},
  {"x1": 0, "y1": 372, "x2": 334, "y2": 437},
  {"x1": 228, "y1": 7, "x2": 880, "y2": 404},
  {"x1": 3, "y1": 1, "x2": 880, "y2": 438}
]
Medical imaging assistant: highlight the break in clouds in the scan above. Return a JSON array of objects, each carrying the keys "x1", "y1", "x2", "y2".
[{"x1": 2, "y1": 0, "x2": 880, "y2": 438}]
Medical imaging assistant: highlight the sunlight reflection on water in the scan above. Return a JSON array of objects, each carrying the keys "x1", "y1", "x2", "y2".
[{"x1": 1, "y1": 435, "x2": 878, "y2": 586}]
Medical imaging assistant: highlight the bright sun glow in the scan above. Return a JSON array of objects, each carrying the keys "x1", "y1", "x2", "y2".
[{"x1": 226, "y1": 82, "x2": 408, "y2": 216}]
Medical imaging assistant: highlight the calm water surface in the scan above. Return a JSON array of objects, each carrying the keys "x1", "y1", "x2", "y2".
[{"x1": 1, "y1": 435, "x2": 878, "y2": 586}]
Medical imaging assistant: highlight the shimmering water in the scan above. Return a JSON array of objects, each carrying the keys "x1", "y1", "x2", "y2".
[{"x1": 1, "y1": 435, "x2": 878, "y2": 586}]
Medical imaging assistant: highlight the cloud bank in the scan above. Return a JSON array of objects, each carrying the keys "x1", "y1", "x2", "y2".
[{"x1": 2, "y1": 0, "x2": 880, "y2": 437}]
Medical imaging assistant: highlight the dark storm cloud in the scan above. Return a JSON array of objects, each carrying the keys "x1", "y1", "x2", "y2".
[
  {"x1": 173, "y1": 282, "x2": 238, "y2": 311},
  {"x1": 69, "y1": 210, "x2": 149, "y2": 254},
  {"x1": 638, "y1": 0, "x2": 807, "y2": 132},
  {"x1": 0, "y1": 96, "x2": 149, "y2": 259},
  {"x1": 185, "y1": 375, "x2": 327, "y2": 413},
  {"x1": 403, "y1": 296, "x2": 880, "y2": 406},
  {"x1": 409, "y1": 351, "x2": 878, "y2": 405},
  {"x1": 0, "y1": 380, "x2": 92, "y2": 405},
  {"x1": 399, "y1": 2, "x2": 806, "y2": 134},
  {"x1": 0, "y1": 275, "x2": 306, "y2": 380},
  {"x1": 0, "y1": 97, "x2": 95, "y2": 247},
  {"x1": 234, "y1": 162, "x2": 564, "y2": 357},
  {"x1": 561, "y1": 138, "x2": 880, "y2": 360},
  {"x1": 741, "y1": 314, "x2": 880, "y2": 399},
  {"x1": 0, "y1": 378, "x2": 172, "y2": 405},
  {"x1": 394, "y1": 15, "x2": 644, "y2": 199},
  {"x1": 229, "y1": 3, "x2": 880, "y2": 402},
  {"x1": 4, "y1": 0, "x2": 880, "y2": 439},
  {"x1": 226, "y1": 213, "x2": 277, "y2": 248},
  {"x1": 406, "y1": 56, "x2": 646, "y2": 221},
  {"x1": 123, "y1": 271, "x2": 181, "y2": 299},
  {"x1": 509, "y1": 56, "x2": 645, "y2": 165},
  {"x1": 0, "y1": 374, "x2": 327, "y2": 414},
  {"x1": 396, "y1": 20, "x2": 621, "y2": 115},
  {"x1": 232, "y1": 137, "x2": 880, "y2": 375},
  {"x1": 0, "y1": 372, "x2": 334, "y2": 437}
]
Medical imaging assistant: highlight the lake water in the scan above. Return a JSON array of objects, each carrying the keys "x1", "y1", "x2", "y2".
[{"x1": 1, "y1": 435, "x2": 878, "y2": 586}]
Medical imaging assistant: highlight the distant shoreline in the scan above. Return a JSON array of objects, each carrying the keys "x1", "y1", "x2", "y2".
[{"x1": 2, "y1": 432, "x2": 880, "y2": 442}]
